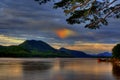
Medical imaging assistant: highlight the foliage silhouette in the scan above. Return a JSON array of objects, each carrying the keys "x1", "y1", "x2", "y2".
[
  {"x1": 35, "y1": 0, "x2": 120, "y2": 29},
  {"x1": 112, "y1": 63, "x2": 120, "y2": 80},
  {"x1": 112, "y1": 43, "x2": 120, "y2": 59}
]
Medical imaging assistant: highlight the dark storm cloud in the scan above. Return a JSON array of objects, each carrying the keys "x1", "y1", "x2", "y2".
[{"x1": 0, "y1": 0, "x2": 66, "y2": 31}]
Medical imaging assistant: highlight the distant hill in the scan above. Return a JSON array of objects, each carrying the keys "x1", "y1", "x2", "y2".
[
  {"x1": 0, "y1": 40, "x2": 72, "y2": 58},
  {"x1": 19, "y1": 40, "x2": 57, "y2": 52},
  {"x1": 96, "y1": 52, "x2": 112, "y2": 58},
  {"x1": 0, "y1": 40, "x2": 112, "y2": 58},
  {"x1": 59, "y1": 48, "x2": 112, "y2": 58},
  {"x1": 0, "y1": 45, "x2": 30, "y2": 57},
  {"x1": 59, "y1": 47, "x2": 93, "y2": 58}
]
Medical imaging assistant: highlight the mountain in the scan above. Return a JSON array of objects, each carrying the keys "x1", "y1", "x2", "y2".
[
  {"x1": 0, "y1": 40, "x2": 72, "y2": 58},
  {"x1": 0, "y1": 45, "x2": 30, "y2": 57},
  {"x1": 59, "y1": 48, "x2": 93, "y2": 58},
  {"x1": 97, "y1": 52, "x2": 112, "y2": 57},
  {"x1": 59, "y1": 48, "x2": 112, "y2": 58},
  {"x1": 0, "y1": 40, "x2": 112, "y2": 58},
  {"x1": 19, "y1": 40, "x2": 57, "y2": 52}
]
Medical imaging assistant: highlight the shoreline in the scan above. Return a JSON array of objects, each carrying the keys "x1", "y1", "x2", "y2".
[{"x1": 112, "y1": 58, "x2": 120, "y2": 66}]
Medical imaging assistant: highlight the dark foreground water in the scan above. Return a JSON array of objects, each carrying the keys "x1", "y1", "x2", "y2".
[{"x1": 0, "y1": 58, "x2": 119, "y2": 80}]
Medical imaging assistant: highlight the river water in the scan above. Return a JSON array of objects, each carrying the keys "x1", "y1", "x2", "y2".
[{"x1": 0, "y1": 58, "x2": 119, "y2": 80}]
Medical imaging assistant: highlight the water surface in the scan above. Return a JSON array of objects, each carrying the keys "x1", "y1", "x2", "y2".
[{"x1": 0, "y1": 58, "x2": 119, "y2": 80}]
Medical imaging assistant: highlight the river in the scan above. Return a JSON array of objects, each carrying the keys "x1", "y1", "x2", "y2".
[{"x1": 0, "y1": 58, "x2": 119, "y2": 80}]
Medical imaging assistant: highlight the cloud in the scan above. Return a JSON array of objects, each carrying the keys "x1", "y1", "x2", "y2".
[
  {"x1": 0, "y1": 34, "x2": 25, "y2": 46},
  {"x1": 51, "y1": 41, "x2": 116, "y2": 54},
  {"x1": 55, "y1": 28, "x2": 77, "y2": 39}
]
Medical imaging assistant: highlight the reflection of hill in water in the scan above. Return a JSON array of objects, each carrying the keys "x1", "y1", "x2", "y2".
[
  {"x1": 22, "y1": 61, "x2": 52, "y2": 71},
  {"x1": 112, "y1": 63, "x2": 120, "y2": 80},
  {"x1": 50, "y1": 59, "x2": 114, "y2": 80},
  {"x1": 0, "y1": 62, "x2": 23, "y2": 80},
  {"x1": 0, "y1": 60, "x2": 52, "y2": 80},
  {"x1": 52, "y1": 59, "x2": 112, "y2": 74},
  {"x1": 0, "y1": 58, "x2": 117, "y2": 80}
]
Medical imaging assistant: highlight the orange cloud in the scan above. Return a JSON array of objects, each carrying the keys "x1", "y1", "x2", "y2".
[{"x1": 55, "y1": 28, "x2": 76, "y2": 39}]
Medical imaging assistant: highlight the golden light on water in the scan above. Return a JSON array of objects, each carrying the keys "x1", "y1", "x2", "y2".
[
  {"x1": 51, "y1": 59, "x2": 112, "y2": 74},
  {"x1": 0, "y1": 62, "x2": 23, "y2": 77}
]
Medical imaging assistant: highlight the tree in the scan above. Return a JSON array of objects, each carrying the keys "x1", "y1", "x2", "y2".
[
  {"x1": 34, "y1": 0, "x2": 120, "y2": 29},
  {"x1": 112, "y1": 44, "x2": 120, "y2": 59},
  {"x1": 112, "y1": 62, "x2": 120, "y2": 79}
]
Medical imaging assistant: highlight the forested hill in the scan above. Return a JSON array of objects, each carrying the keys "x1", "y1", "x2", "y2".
[{"x1": 0, "y1": 40, "x2": 72, "y2": 58}]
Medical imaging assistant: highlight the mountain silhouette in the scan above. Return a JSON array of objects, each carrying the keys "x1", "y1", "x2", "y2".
[
  {"x1": 19, "y1": 40, "x2": 57, "y2": 52},
  {"x1": 0, "y1": 40, "x2": 72, "y2": 57},
  {"x1": 59, "y1": 47, "x2": 93, "y2": 58},
  {"x1": 0, "y1": 40, "x2": 112, "y2": 58},
  {"x1": 96, "y1": 52, "x2": 112, "y2": 57}
]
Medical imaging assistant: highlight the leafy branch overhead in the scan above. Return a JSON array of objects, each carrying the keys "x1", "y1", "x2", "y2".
[{"x1": 35, "y1": 0, "x2": 120, "y2": 29}]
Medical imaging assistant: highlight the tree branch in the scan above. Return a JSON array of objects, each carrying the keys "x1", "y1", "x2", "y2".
[
  {"x1": 104, "y1": 6, "x2": 120, "y2": 19},
  {"x1": 99, "y1": 0, "x2": 117, "y2": 12}
]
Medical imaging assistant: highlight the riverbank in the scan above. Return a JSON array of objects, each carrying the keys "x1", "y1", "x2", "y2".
[{"x1": 112, "y1": 58, "x2": 120, "y2": 66}]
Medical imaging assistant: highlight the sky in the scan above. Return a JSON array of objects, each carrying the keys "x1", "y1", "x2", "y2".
[{"x1": 0, "y1": 0, "x2": 120, "y2": 54}]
